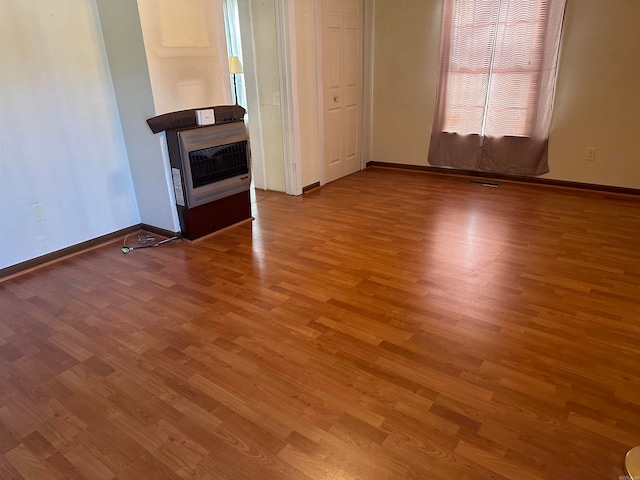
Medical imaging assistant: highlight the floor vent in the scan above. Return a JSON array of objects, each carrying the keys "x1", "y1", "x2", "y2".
[{"x1": 470, "y1": 180, "x2": 501, "y2": 188}]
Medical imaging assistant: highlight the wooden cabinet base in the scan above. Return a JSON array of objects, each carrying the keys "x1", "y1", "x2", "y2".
[{"x1": 176, "y1": 190, "x2": 251, "y2": 240}]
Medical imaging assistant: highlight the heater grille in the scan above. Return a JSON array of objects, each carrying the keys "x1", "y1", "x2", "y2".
[{"x1": 188, "y1": 140, "x2": 249, "y2": 188}]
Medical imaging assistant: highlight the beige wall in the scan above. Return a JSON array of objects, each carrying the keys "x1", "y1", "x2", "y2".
[
  {"x1": 370, "y1": 0, "x2": 640, "y2": 189},
  {"x1": 549, "y1": 0, "x2": 640, "y2": 188},
  {"x1": 370, "y1": 0, "x2": 442, "y2": 167}
]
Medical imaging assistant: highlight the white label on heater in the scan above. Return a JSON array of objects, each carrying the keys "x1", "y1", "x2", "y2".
[
  {"x1": 196, "y1": 109, "x2": 215, "y2": 126},
  {"x1": 171, "y1": 168, "x2": 185, "y2": 207}
]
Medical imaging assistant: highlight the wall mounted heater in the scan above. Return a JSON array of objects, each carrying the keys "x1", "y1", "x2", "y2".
[{"x1": 166, "y1": 121, "x2": 252, "y2": 240}]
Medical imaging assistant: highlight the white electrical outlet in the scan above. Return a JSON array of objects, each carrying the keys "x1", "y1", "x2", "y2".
[
  {"x1": 32, "y1": 203, "x2": 47, "y2": 222},
  {"x1": 585, "y1": 147, "x2": 596, "y2": 161}
]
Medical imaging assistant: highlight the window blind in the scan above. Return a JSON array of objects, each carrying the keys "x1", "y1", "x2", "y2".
[{"x1": 429, "y1": 0, "x2": 566, "y2": 176}]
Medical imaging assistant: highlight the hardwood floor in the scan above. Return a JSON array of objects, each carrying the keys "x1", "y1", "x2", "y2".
[{"x1": 1, "y1": 167, "x2": 639, "y2": 479}]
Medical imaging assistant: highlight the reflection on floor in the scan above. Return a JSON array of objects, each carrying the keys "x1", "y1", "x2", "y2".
[{"x1": 250, "y1": 186, "x2": 281, "y2": 204}]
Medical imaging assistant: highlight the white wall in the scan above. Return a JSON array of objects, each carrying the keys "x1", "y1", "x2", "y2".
[
  {"x1": 0, "y1": 0, "x2": 140, "y2": 270},
  {"x1": 137, "y1": 0, "x2": 231, "y2": 114},
  {"x1": 370, "y1": 0, "x2": 640, "y2": 189},
  {"x1": 293, "y1": 0, "x2": 320, "y2": 188},
  {"x1": 96, "y1": 0, "x2": 179, "y2": 233}
]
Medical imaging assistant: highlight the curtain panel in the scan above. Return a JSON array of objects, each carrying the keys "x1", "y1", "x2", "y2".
[{"x1": 428, "y1": 0, "x2": 566, "y2": 175}]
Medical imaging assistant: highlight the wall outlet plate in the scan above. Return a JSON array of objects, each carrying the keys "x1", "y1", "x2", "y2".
[
  {"x1": 32, "y1": 203, "x2": 47, "y2": 222},
  {"x1": 196, "y1": 109, "x2": 215, "y2": 126}
]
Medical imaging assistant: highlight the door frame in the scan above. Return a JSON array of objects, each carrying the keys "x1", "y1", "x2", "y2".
[
  {"x1": 314, "y1": 0, "x2": 374, "y2": 186},
  {"x1": 235, "y1": 0, "x2": 268, "y2": 191},
  {"x1": 234, "y1": 0, "x2": 301, "y2": 195},
  {"x1": 274, "y1": 0, "x2": 302, "y2": 195}
]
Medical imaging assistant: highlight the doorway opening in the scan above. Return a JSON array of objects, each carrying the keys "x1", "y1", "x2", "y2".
[{"x1": 222, "y1": 0, "x2": 299, "y2": 196}]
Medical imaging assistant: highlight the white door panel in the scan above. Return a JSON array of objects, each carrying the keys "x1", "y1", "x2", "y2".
[
  {"x1": 326, "y1": 0, "x2": 341, "y2": 16},
  {"x1": 345, "y1": 0, "x2": 358, "y2": 17},
  {"x1": 322, "y1": 0, "x2": 363, "y2": 184},
  {"x1": 328, "y1": 109, "x2": 342, "y2": 163},
  {"x1": 345, "y1": 104, "x2": 359, "y2": 174}
]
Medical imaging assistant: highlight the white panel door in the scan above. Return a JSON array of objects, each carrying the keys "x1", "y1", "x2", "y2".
[{"x1": 322, "y1": 0, "x2": 363, "y2": 184}]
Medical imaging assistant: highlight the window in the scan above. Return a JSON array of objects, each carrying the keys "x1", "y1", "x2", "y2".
[
  {"x1": 223, "y1": 0, "x2": 247, "y2": 109},
  {"x1": 429, "y1": 0, "x2": 566, "y2": 175}
]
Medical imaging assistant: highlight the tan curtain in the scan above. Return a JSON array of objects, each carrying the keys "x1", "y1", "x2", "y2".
[{"x1": 428, "y1": 0, "x2": 566, "y2": 175}]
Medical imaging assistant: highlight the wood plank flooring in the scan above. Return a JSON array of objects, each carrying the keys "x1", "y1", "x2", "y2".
[{"x1": 1, "y1": 167, "x2": 639, "y2": 479}]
